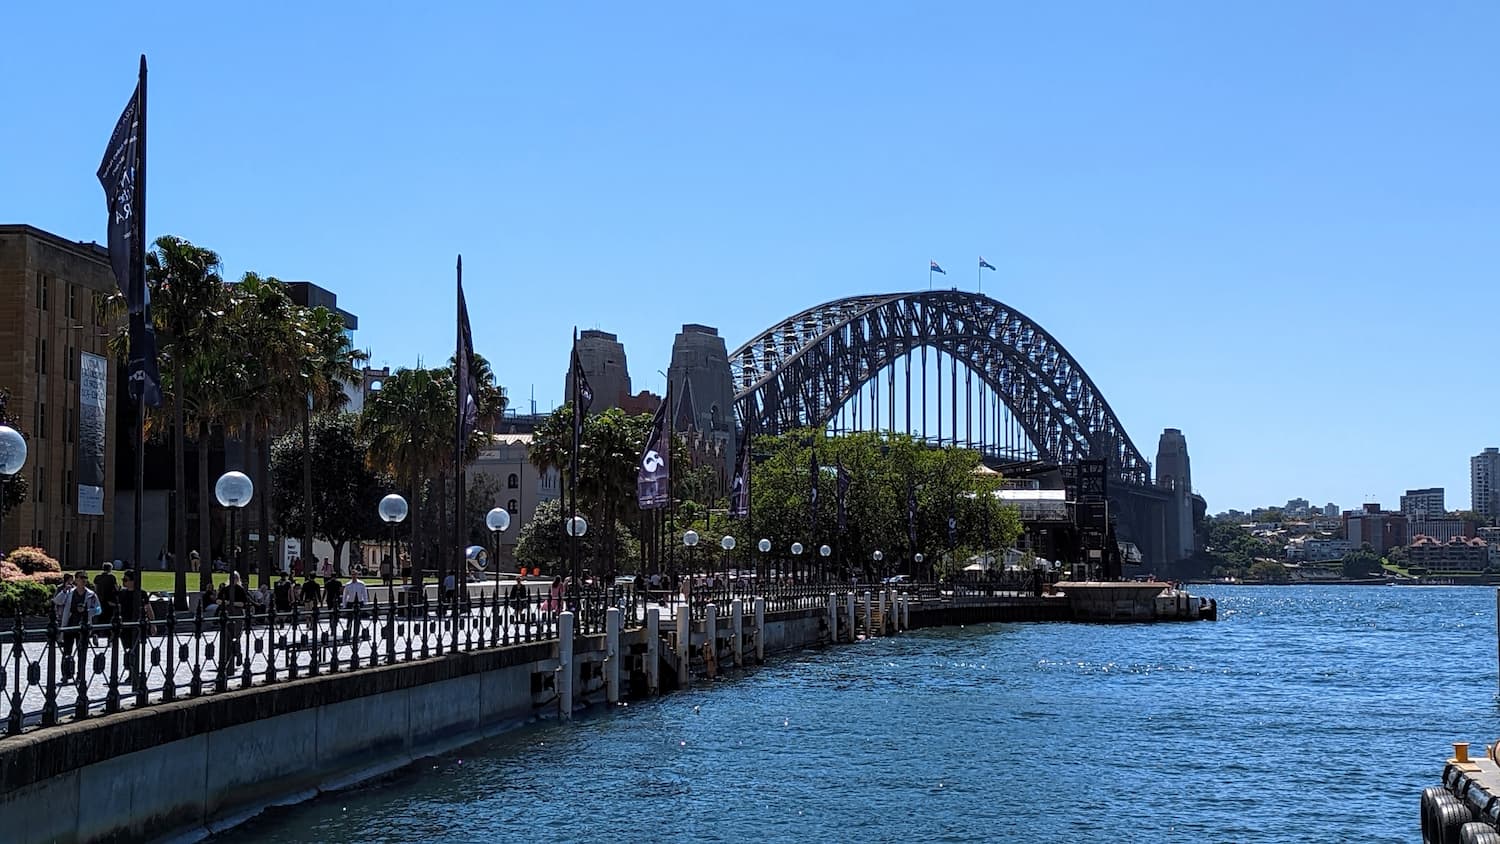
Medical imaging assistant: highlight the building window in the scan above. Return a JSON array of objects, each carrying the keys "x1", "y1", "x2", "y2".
[
  {"x1": 63, "y1": 469, "x2": 71, "y2": 507},
  {"x1": 36, "y1": 274, "x2": 47, "y2": 310},
  {"x1": 39, "y1": 338, "x2": 46, "y2": 375},
  {"x1": 67, "y1": 285, "x2": 76, "y2": 320},
  {"x1": 39, "y1": 403, "x2": 46, "y2": 439},
  {"x1": 506, "y1": 498, "x2": 519, "y2": 514},
  {"x1": 33, "y1": 529, "x2": 44, "y2": 548},
  {"x1": 64, "y1": 407, "x2": 72, "y2": 443},
  {"x1": 507, "y1": 473, "x2": 519, "y2": 489},
  {"x1": 35, "y1": 465, "x2": 43, "y2": 502}
]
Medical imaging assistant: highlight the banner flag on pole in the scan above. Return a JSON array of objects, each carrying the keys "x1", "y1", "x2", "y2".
[
  {"x1": 929, "y1": 260, "x2": 946, "y2": 275},
  {"x1": 729, "y1": 427, "x2": 751, "y2": 519},
  {"x1": 97, "y1": 65, "x2": 160, "y2": 407},
  {"x1": 456, "y1": 257, "x2": 478, "y2": 444},
  {"x1": 979, "y1": 257, "x2": 996, "y2": 271},
  {"x1": 808, "y1": 448, "x2": 819, "y2": 531},
  {"x1": 907, "y1": 481, "x2": 918, "y2": 549},
  {"x1": 636, "y1": 399, "x2": 671, "y2": 509},
  {"x1": 836, "y1": 461, "x2": 849, "y2": 532}
]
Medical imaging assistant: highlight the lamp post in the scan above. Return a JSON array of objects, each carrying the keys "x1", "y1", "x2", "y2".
[
  {"x1": 379, "y1": 493, "x2": 408, "y2": 598},
  {"x1": 683, "y1": 529, "x2": 699, "y2": 609},
  {"x1": 486, "y1": 507, "x2": 510, "y2": 581},
  {"x1": 0, "y1": 426, "x2": 28, "y2": 559},
  {"x1": 215, "y1": 471, "x2": 253, "y2": 580},
  {"x1": 757, "y1": 538, "x2": 771, "y2": 586},
  {"x1": 819, "y1": 544, "x2": 831, "y2": 584},
  {"x1": 873, "y1": 549, "x2": 884, "y2": 582},
  {"x1": 720, "y1": 534, "x2": 735, "y2": 593},
  {"x1": 790, "y1": 542, "x2": 803, "y2": 584},
  {"x1": 914, "y1": 552, "x2": 924, "y2": 582},
  {"x1": 565, "y1": 515, "x2": 588, "y2": 609}
]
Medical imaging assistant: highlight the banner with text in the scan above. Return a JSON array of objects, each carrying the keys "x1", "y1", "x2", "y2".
[{"x1": 77, "y1": 351, "x2": 108, "y2": 515}]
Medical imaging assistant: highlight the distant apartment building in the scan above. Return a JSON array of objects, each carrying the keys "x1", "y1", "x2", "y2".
[
  {"x1": 1408, "y1": 519, "x2": 1474, "y2": 544},
  {"x1": 1284, "y1": 498, "x2": 1310, "y2": 516},
  {"x1": 1407, "y1": 534, "x2": 1490, "y2": 573},
  {"x1": 1322, "y1": 503, "x2": 1339, "y2": 518},
  {"x1": 1399, "y1": 487, "x2": 1446, "y2": 520},
  {"x1": 1342, "y1": 504, "x2": 1407, "y2": 555},
  {"x1": 1285, "y1": 537, "x2": 1354, "y2": 562},
  {"x1": 467, "y1": 434, "x2": 560, "y2": 568},
  {"x1": 1473, "y1": 448, "x2": 1500, "y2": 522}
]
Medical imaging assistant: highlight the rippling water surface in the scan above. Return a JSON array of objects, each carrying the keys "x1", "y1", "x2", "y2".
[{"x1": 224, "y1": 586, "x2": 1500, "y2": 843}]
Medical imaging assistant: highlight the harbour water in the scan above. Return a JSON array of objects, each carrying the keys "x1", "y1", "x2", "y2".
[{"x1": 223, "y1": 585, "x2": 1500, "y2": 843}]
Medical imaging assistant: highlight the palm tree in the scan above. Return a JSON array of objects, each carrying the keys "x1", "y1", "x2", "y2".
[
  {"x1": 226, "y1": 273, "x2": 303, "y2": 586},
  {"x1": 147, "y1": 236, "x2": 225, "y2": 608},
  {"x1": 361, "y1": 366, "x2": 451, "y2": 586},
  {"x1": 296, "y1": 306, "x2": 367, "y2": 574}
]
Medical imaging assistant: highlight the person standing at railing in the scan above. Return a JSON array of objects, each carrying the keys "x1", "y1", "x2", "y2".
[
  {"x1": 342, "y1": 571, "x2": 368, "y2": 608},
  {"x1": 508, "y1": 577, "x2": 529, "y2": 624},
  {"x1": 54, "y1": 571, "x2": 101, "y2": 682},
  {"x1": 94, "y1": 562, "x2": 120, "y2": 629},
  {"x1": 117, "y1": 570, "x2": 154, "y2": 686},
  {"x1": 301, "y1": 573, "x2": 322, "y2": 609},
  {"x1": 326, "y1": 572, "x2": 345, "y2": 610},
  {"x1": 220, "y1": 573, "x2": 254, "y2": 670}
]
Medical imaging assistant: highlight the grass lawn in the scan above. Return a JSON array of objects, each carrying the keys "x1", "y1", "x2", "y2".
[{"x1": 74, "y1": 569, "x2": 231, "y2": 595}]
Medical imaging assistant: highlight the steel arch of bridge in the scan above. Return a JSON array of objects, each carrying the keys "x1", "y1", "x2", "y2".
[{"x1": 730, "y1": 290, "x2": 1152, "y2": 487}]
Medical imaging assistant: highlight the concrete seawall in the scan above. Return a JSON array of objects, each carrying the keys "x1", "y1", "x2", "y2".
[{"x1": 0, "y1": 593, "x2": 1168, "y2": 843}]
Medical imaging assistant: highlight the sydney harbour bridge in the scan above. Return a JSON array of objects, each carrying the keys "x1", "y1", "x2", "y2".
[{"x1": 725, "y1": 289, "x2": 1203, "y2": 571}]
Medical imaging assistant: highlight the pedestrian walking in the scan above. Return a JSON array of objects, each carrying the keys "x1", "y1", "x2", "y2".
[
  {"x1": 342, "y1": 571, "x2": 369, "y2": 608},
  {"x1": 53, "y1": 572, "x2": 100, "y2": 682},
  {"x1": 117, "y1": 570, "x2": 154, "y2": 686},
  {"x1": 93, "y1": 562, "x2": 119, "y2": 626}
]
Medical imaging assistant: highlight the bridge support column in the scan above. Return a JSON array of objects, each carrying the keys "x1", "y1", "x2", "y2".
[
  {"x1": 646, "y1": 607, "x2": 660, "y2": 695},
  {"x1": 676, "y1": 610, "x2": 690, "y2": 689},
  {"x1": 863, "y1": 591, "x2": 872, "y2": 638},
  {"x1": 731, "y1": 599, "x2": 744, "y2": 668},
  {"x1": 605, "y1": 607, "x2": 621, "y2": 704},
  {"x1": 754, "y1": 597, "x2": 766, "y2": 663},
  {"x1": 558, "y1": 611, "x2": 574, "y2": 721}
]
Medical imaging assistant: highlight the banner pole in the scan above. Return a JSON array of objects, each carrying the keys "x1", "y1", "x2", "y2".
[{"x1": 132, "y1": 55, "x2": 147, "y2": 572}]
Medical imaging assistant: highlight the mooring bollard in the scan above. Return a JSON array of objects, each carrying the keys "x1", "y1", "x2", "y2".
[
  {"x1": 863, "y1": 591, "x2": 872, "y2": 638},
  {"x1": 646, "y1": 607, "x2": 660, "y2": 694},
  {"x1": 902, "y1": 592, "x2": 911, "y2": 630},
  {"x1": 705, "y1": 603, "x2": 718, "y2": 673},
  {"x1": 558, "y1": 611, "x2": 574, "y2": 721},
  {"x1": 754, "y1": 597, "x2": 766, "y2": 662},
  {"x1": 878, "y1": 590, "x2": 888, "y2": 636},
  {"x1": 731, "y1": 599, "x2": 744, "y2": 668},
  {"x1": 676, "y1": 610, "x2": 691, "y2": 689},
  {"x1": 828, "y1": 592, "x2": 838, "y2": 643},
  {"x1": 846, "y1": 592, "x2": 856, "y2": 641},
  {"x1": 605, "y1": 607, "x2": 621, "y2": 704}
]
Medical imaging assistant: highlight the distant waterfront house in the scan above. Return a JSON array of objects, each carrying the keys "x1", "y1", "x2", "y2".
[{"x1": 1405, "y1": 534, "x2": 1489, "y2": 573}]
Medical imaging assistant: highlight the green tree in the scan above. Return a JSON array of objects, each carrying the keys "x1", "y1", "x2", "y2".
[
  {"x1": 147, "y1": 236, "x2": 226, "y2": 607},
  {"x1": 1342, "y1": 544, "x2": 1384, "y2": 579},
  {"x1": 1249, "y1": 559, "x2": 1289, "y2": 582},
  {"x1": 514, "y1": 498, "x2": 639, "y2": 574},
  {"x1": 270, "y1": 413, "x2": 388, "y2": 570},
  {"x1": 361, "y1": 366, "x2": 452, "y2": 584}
]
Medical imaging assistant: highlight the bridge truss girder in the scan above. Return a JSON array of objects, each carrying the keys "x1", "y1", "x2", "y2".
[{"x1": 730, "y1": 290, "x2": 1151, "y2": 487}]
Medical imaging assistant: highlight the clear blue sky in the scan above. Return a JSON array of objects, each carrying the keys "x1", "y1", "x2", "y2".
[{"x1": 3, "y1": 2, "x2": 1497, "y2": 513}]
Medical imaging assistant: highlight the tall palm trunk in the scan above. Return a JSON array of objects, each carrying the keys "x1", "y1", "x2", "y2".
[
  {"x1": 172, "y1": 357, "x2": 189, "y2": 610},
  {"x1": 197, "y1": 419, "x2": 212, "y2": 592},
  {"x1": 410, "y1": 470, "x2": 424, "y2": 588},
  {"x1": 257, "y1": 422, "x2": 272, "y2": 588}
]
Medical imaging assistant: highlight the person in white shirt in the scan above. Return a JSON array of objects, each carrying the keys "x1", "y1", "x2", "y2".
[{"x1": 342, "y1": 572, "x2": 369, "y2": 608}]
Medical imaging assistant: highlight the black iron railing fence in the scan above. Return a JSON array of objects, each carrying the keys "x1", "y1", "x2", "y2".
[
  {"x1": 0, "y1": 578, "x2": 1033, "y2": 741},
  {"x1": 0, "y1": 585, "x2": 641, "y2": 739}
]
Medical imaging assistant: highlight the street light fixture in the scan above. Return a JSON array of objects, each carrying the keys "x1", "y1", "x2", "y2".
[
  {"x1": 819, "y1": 544, "x2": 831, "y2": 583},
  {"x1": 486, "y1": 507, "x2": 510, "y2": 581},
  {"x1": 379, "y1": 493, "x2": 408, "y2": 593},
  {"x1": 758, "y1": 538, "x2": 770, "y2": 584},
  {"x1": 914, "y1": 552, "x2": 924, "y2": 581},
  {"x1": 215, "y1": 471, "x2": 254, "y2": 579},
  {"x1": 873, "y1": 549, "x2": 884, "y2": 581},
  {"x1": 0, "y1": 426, "x2": 28, "y2": 560},
  {"x1": 720, "y1": 535, "x2": 735, "y2": 591},
  {"x1": 791, "y1": 541, "x2": 803, "y2": 582},
  {"x1": 564, "y1": 515, "x2": 588, "y2": 608}
]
